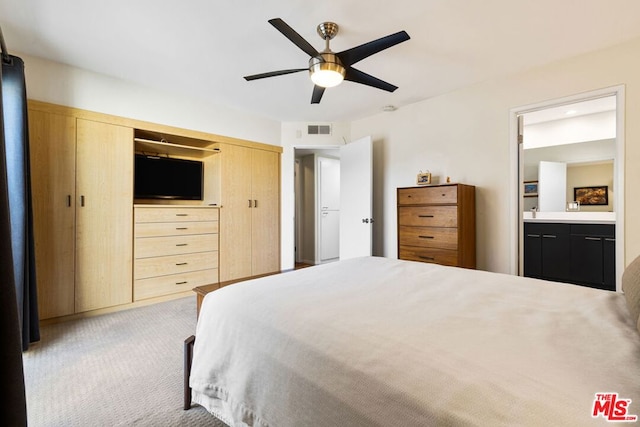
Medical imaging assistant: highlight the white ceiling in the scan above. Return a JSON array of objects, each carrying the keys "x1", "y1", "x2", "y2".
[
  {"x1": 523, "y1": 96, "x2": 617, "y2": 125},
  {"x1": 2, "y1": 0, "x2": 640, "y2": 123}
]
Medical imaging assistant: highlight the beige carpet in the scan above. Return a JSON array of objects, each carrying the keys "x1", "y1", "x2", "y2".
[{"x1": 23, "y1": 296, "x2": 226, "y2": 426}]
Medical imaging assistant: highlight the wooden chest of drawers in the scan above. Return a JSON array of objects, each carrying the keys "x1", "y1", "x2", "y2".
[
  {"x1": 397, "y1": 184, "x2": 476, "y2": 268},
  {"x1": 134, "y1": 206, "x2": 219, "y2": 301}
]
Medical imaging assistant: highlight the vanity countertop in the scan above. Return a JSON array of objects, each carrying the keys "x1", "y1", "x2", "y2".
[{"x1": 522, "y1": 211, "x2": 615, "y2": 224}]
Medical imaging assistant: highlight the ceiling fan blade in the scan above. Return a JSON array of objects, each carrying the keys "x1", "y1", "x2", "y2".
[
  {"x1": 311, "y1": 85, "x2": 325, "y2": 104},
  {"x1": 268, "y1": 18, "x2": 320, "y2": 58},
  {"x1": 344, "y1": 67, "x2": 398, "y2": 92},
  {"x1": 244, "y1": 68, "x2": 307, "y2": 81},
  {"x1": 337, "y1": 31, "x2": 410, "y2": 67}
]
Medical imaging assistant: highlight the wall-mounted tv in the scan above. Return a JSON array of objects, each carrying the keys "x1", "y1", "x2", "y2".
[{"x1": 134, "y1": 154, "x2": 203, "y2": 200}]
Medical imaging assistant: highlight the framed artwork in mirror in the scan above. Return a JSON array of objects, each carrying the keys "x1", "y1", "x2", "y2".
[
  {"x1": 574, "y1": 186, "x2": 608, "y2": 205},
  {"x1": 523, "y1": 180, "x2": 538, "y2": 197}
]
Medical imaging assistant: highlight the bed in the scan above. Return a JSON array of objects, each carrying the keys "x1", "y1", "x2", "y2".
[{"x1": 188, "y1": 256, "x2": 640, "y2": 426}]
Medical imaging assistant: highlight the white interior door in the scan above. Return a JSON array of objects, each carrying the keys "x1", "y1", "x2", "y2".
[
  {"x1": 320, "y1": 210, "x2": 340, "y2": 261},
  {"x1": 538, "y1": 161, "x2": 567, "y2": 211},
  {"x1": 339, "y1": 136, "x2": 372, "y2": 259}
]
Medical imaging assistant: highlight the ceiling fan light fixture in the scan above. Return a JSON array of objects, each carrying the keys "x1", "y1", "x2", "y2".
[{"x1": 309, "y1": 54, "x2": 346, "y2": 88}]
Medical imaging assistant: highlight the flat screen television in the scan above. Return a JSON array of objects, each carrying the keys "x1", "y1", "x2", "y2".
[{"x1": 134, "y1": 154, "x2": 203, "y2": 200}]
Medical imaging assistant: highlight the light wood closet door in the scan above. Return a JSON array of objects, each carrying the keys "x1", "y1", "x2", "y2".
[
  {"x1": 219, "y1": 143, "x2": 252, "y2": 281},
  {"x1": 75, "y1": 119, "x2": 133, "y2": 312},
  {"x1": 28, "y1": 110, "x2": 76, "y2": 319},
  {"x1": 251, "y1": 149, "x2": 280, "y2": 275}
]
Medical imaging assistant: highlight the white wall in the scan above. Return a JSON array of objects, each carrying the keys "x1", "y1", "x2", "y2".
[
  {"x1": 19, "y1": 53, "x2": 281, "y2": 145},
  {"x1": 567, "y1": 162, "x2": 614, "y2": 212},
  {"x1": 351, "y1": 36, "x2": 640, "y2": 273}
]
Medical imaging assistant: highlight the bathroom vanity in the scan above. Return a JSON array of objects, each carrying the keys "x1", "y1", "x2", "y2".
[{"x1": 523, "y1": 212, "x2": 615, "y2": 291}]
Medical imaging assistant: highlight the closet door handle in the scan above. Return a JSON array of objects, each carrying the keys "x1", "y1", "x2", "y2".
[
  {"x1": 80, "y1": 195, "x2": 85, "y2": 207},
  {"x1": 254, "y1": 199, "x2": 258, "y2": 208},
  {"x1": 67, "y1": 195, "x2": 72, "y2": 207},
  {"x1": 248, "y1": 199, "x2": 252, "y2": 208}
]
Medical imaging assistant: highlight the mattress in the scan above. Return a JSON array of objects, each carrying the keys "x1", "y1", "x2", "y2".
[{"x1": 190, "y1": 256, "x2": 640, "y2": 426}]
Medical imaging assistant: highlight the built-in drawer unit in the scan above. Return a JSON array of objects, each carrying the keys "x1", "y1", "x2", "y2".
[
  {"x1": 133, "y1": 206, "x2": 219, "y2": 301},
  {"x1": 397, "y1": 184, "x2": 476, "y2": 268}
]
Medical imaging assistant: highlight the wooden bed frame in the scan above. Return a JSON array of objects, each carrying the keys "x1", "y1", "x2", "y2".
[{"x1": 183, "y1": 335, "x2": 195, "y2": 410}]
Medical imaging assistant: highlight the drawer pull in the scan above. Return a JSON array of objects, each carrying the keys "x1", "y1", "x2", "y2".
[
  {"x1": 176, "y1": 227, "x2": 188, "y2": 230},
  {"x1": 419, "y1": 256, "x2": 435, "y2": 261},
  {"x1": 176, "y1": 243, "x2": 188, "y2": 247},
  {"x1": 176, "y1": 214, "x2": 188, "y2": 217},
  {"x1": 176, "y1": 262, "x2": 188, "y2": 266},
  {"x1": 605, "y1": 238, "x2": 615, "y2": 242},
  {"x1": 527, "y1": 234, "x2": 540, "y2": 238},
  {"x1": 418, "y1": 215, "x2": 434, "y2": 218},
  {"x1": 418, "y1": 235, "x2": 434, "y2": 239},
  {"x1": 176, "y1": 281, "x2": 188, "y2": 285},
  {"x1": 542, "y1": 234, "x2": 556, "y2": 239},
  {"x1": 584, "y1": 237, "x2": 601, "y2": 241}
]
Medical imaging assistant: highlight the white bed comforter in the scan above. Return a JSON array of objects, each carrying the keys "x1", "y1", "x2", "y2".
[{"x1": 190, "y1": 256, "x2": 640, "y2": 426}]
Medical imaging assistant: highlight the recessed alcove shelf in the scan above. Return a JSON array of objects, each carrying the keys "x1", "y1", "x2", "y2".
[{"x1": 134, "y1": 129, "x2": 219, "y2": 158}]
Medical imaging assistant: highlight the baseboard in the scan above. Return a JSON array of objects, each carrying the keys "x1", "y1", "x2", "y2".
[{"x1": 40, "y1": 291, "x2": 194, "y2": 326}]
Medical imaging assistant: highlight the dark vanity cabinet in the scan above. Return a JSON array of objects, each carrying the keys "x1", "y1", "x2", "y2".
[
  {"x1": 569, "y1": 224, "x2": 616, "y2": 291},
  {"x1": 524, "y1": 223, "x2": 571, "y2": 282},
  {"x1": 524, "y1": 222, "x2": 615, "y2": 291}
]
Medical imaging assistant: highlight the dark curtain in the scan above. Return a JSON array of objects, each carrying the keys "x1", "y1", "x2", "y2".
[
  {"x1": 1, "y1": 28, "x2": 38, "y2": 423},
  {"x1": 0, "y1": 50, "x2": 28, "y2": 424},
  {"x1": 1, "y1": 49, "x2": 39, "y2": 350}
]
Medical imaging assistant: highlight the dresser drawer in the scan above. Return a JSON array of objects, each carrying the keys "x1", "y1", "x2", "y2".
[
  {"x1": 135, "y1": 207, "x2": 218, "y2": 223},
  {"x1": 134, "y1": 251, "x2": 218, "y2": 279},
  {"x1": 134, "y1": 268, "x2": 218, "y2": 301},
  {"x1": 398, "y1": 226, "x2": 458, "y2": 250},
  {"x1": 398, "y1": 206, "x2": 457, "y2": 227},
  {"x1": 399, "y1": 246, "x2": 458, "y2": 266},
  {"x1": 398, "y1": 185, "x2": 458, "y2": 205},
  {"x1": 134, "y1": 221, "x2": 218, "y2": 238},
  {"x1": 135, "y1": 234, "x2": 218, "y2": 259}
]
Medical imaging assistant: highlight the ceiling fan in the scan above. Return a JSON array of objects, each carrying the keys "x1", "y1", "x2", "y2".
[{"x1": 244, "y1": 18, "x2": 410, "y2": 104}]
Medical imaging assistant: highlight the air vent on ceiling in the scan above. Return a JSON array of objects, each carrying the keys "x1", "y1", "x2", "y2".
[{"x1": 307, "y1": 124, "x2": 332, "y2": 135}]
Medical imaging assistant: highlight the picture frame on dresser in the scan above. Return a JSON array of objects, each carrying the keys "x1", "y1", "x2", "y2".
[{"x1": 416, "y1": 172, "x2": 432, "y2": 185}]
